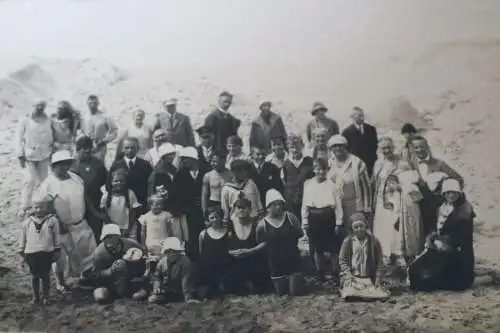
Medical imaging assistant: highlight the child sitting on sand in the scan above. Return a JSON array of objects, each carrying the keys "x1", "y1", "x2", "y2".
[
  {"x1": 101, "y1": 168, "x2": 142, "y2": 240},
  {"x1": 18, "y1": 194, "x2": 61, "y2": 305},
  {"x1": 339, "y1": 213, "x2": 388, "y2": 301},
  {"x1": 148, "y1": 237, "x2": 198, "y2": 304}
]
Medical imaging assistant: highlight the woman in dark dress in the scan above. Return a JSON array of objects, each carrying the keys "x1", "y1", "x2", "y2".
[
  {"x1": 70, "y1": 136, "x2": 108, "y2": 241},
  {"x1": 227, "y1": 197, "x2": 272, "y2": 294},
  {"x1": 409, "y1": 178, "x2": 475, "y2": 291},
  {"x1": 256, "y1": 189, "x2": 304, "y2": 296}
]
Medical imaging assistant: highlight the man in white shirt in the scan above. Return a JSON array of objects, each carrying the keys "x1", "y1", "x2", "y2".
[{"x1": 17, "y1": 100, "x2": 54, "y2": 217}]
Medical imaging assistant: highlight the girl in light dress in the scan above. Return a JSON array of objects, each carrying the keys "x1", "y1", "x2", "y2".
[{"x1": 101, "y1": 168, "x2": 142, "y2": 240}]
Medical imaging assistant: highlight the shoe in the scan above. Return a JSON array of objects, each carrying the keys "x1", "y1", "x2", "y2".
[
  {"x1": 148, "y1": 293, "x2": 163, "y2": 304},
  {"x1": 132, "y1": 289, "x2": 148, "y2": 301}
]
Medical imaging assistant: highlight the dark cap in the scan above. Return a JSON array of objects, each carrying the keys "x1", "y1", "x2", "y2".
[{"x1": 196, "y1": 125, "x2": 213, "y2": 135}]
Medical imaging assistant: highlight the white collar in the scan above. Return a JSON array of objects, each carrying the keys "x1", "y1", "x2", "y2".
[
  {"x1": 418, "y1": 155, "x2": 430, "y2": 163},
  {"x1": 166, "y1": 111, "x2": 177, "y2": 118},
  {"x1": 202, "y1": 145, "x2": 212, "y2": 153},
  {"x1": 190, "y1": 170, "x2": 199, "y2": 179},
  {"x1": 289, "y1": 155, "x2": 304, "y2": 167},
  {"x1": 254, "y1": 161, "x2": 264, "y2": 170},
  {"x1": 218, "y1": 107, "x2": 229, "y2": 115},
  {"x1": 124, "y1": 156, "x2": 137, "y2": 164}
]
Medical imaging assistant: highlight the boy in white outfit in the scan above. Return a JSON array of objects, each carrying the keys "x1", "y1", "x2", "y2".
[{"x1": 16, "y1": 100, "x2": 54, "y2": 217}]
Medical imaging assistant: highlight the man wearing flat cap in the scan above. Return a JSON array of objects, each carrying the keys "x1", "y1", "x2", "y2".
[
  {"x1": 154, "y1": 98, "x2": 195, "y2": 148},
  {"x1": 203, "y1": 91, "x2": 241, "y2": 155},
  {"x1": 249, "y1": 100, "x2": 287, "y2": 151},
  {"x1": 305, "y1": 102, "x2": 340, "y2": 148},
  {"x1": 195, "y1": 125, "x2": 216, "y2": 175}
]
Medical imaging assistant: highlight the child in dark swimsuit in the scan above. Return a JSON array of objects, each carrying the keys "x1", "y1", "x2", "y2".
[{"x1": 198, "y1": 206, "x2": 230, "y2": 298}]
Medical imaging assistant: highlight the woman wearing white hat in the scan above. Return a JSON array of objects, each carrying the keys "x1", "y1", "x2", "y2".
[
  {"x1": 256, "y1": 189, "x2": 304, "y2": 296},
  {"x1": 327, "y1": 135, "x2": 372, "y2": 231},
  {"x1": 147, "y1": 142, "x2": 179, "y2": 211},
  {"x1": 36, "y1": 150, "x2": 97, "y2": 292},
  {"x1": 409, "y1": 178, "x2": 475, "y2": 291}
]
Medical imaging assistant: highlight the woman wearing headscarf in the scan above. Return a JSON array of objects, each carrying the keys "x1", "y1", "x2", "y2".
[
  {"x1": 327, "y1": 135, "x2": 372, "y2": 231},
  {"x1": 372, "y1": 137, "x2": 417, "y2": 260},
  {"x1": 409, "y1": 178, "x2": 475, "y2": 291},
  {"x1": 115, "y1": 109, "x2": 153, "y2": 160}
]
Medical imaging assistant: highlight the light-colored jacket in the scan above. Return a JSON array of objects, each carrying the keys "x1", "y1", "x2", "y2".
[
  {"x1": 80, "y1": 111, "x2": 118, "y2": 145},
  {"x1": 16, "y1": 115, "x2": 54, "y2": 161}
]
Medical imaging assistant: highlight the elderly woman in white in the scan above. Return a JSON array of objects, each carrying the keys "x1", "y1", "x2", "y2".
[{"x1": 36, "y1": 150, "x2": 97, "y2": 291}]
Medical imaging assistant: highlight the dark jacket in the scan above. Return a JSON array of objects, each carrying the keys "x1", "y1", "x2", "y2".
[
  {"x1": 342, "y1": 123, "x2": 378, "y2": 175},
  {"x1": 203, "y1": 108, "x2": 241, "y2": 154},
  {"x1": 148, "y1": 161, "x2": 178, "y2": 214},
  {"x1": 409, "y1": 195, "x2": 475, "y2": 291},
  {"x1": 110, "y1": 157, "x2": 153, "y2": 208},
  {"x1": 249, "y1": 162, "x2": 284, "y2": 208},
  {"x1": 197, "y1": 144, "x2": 216, "y2": 176}
]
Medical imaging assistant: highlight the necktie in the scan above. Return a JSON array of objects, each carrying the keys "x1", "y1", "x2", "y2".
[
  {"x1": 128, "y1": 160, "x2": 134, "y2": 169},
  {"x1": 169, "y1": 117, "x2": 174, "y2": 128}
]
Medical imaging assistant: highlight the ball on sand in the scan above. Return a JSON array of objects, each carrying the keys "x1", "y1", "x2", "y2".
[{"x1": 94, "y1": 287, "x2": 110, "y2": 304}]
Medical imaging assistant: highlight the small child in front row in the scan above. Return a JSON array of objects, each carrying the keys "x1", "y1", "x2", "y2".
[
  {"x1": 139, "y1": 194, "x2": 189, "y2": 277},
  {"x1": 101, "y1": 168, "x2": 142, "y2": 240},
  {"x1": 198, "y1": 206, "x2": 230, "y2": 298},
  {"x1": 18, "y1": 194, "x2": 61, "y2": 305}
]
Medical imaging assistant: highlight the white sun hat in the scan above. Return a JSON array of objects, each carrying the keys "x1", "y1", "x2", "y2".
[
  {"x1": 265, "y1": 189, "x2": 285, "y2": 208},
  {"x1": 180, "y1": 146, "x2": 198, "y2": 160},
  {"x1": 158, "y1": 143, "x2": 177, "y2": 158},
  {"x1": 100, "y1": 224, "x2": 121, "y2": 241},
  {"x1": 441, "y1": 178, "x2": 462, "y2": 193},
  {"x1": 327, "y1": 135, "x2": 348, "y2": 148},
  {"x1": 51, "y1": 150, "x2": 74, "y2": 164},
  {"x1": 161, "y1": 237, "x2": 185, "y2": 252}
]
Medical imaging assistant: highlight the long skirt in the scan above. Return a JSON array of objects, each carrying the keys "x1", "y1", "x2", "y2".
[
  {"x1": 55, "y1": 220, "x2": 97, "y2": 278},
  {"x1": 373, "y1": 201, "x2": 400, "y2": 259}
]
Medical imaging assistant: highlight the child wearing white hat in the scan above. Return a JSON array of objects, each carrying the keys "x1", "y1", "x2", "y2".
[{"x1": 148, "y1": 237, "x2": 198, "y2": 304}]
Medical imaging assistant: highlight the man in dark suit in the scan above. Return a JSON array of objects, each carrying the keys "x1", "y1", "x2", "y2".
[
  {"x1": 195, "y1": 125, "x2": 216, "y2": 176},
  {"x1": 110, "y1": 137, "x2": 153, "y2": 212},
  {"x1": 173, "y1": 146, "x2": 205, "y2": 261},
  {"x1": 203, "y1": 91, "x2": 241, "y2": 155},
  {"x1": 154, "y1": 98, "x2": 196, "y2": 147},
  {"x1": 248, "y1": 145, "x2": 284, "y2": 208},
  {"x1": 341, "y1": 106, "x2": 378, "y2": 176}
]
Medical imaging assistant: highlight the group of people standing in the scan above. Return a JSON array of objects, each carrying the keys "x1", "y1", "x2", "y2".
[{"x1": 15, "y1": 91, "x2": 475, "y2": 305}]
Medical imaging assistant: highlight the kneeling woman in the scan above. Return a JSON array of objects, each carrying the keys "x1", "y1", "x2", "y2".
[
  {"x1": 256, "y1": 189, "x2": 304, "y2": 296},
  {"x1": 339, "y1": 213, "x2": 386, "y2": 299},
  {"x1": 409, "y1": 179, "x2": 475, "y2": 291}
]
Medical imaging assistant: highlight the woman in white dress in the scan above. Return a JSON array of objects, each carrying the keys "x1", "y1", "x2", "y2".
[
  {"x1": 372, "y1": 137, "x2": 412, "y2": 262},
  {"x1": 115, "y1": 109, "x2": 153, "y2": 159},
  {"x1": 37, "y1": 150, "x2": 98, "y2": 291}
]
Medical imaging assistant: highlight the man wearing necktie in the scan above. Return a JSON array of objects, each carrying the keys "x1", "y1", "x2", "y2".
[
  {"x1": 110, "y1": 138, "x2": 153, "y2": 214},
  {"x1": 341, "y1": 107, "x2": 379, "y2": 177},
  {"x1": 154, "y1": 98, "x2": 195, "y2": 147}
]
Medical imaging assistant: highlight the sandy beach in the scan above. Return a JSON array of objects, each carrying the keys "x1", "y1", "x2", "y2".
[{"x1": 1, "y1": 1, "x2": 500, "y2": 332}]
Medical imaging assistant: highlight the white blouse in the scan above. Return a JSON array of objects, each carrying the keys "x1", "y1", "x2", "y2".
[{"x1": 301, "y1": 178, "x2": 343, "y2": 227}]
